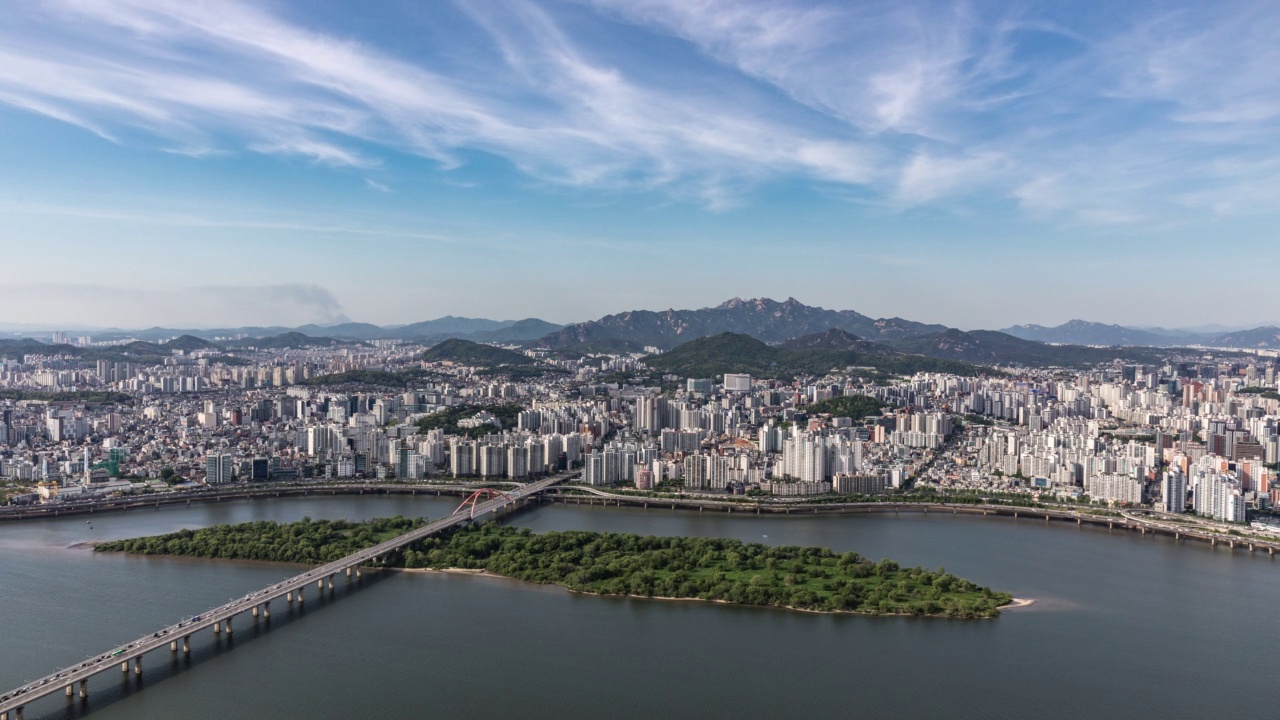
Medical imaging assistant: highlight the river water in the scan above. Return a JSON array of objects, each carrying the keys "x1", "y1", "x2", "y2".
[{"x1": 1, "y1": 496, "x2": 1276, "y2": 719}]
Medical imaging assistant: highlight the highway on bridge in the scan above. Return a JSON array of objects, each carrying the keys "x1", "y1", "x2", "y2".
[{"x1": 0, "y1": 474, "x2": 568, "y2": 720}]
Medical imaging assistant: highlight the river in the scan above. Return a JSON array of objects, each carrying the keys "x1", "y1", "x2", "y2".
[{"x1": 1, "y1": 495, "x2": 1276, "y2": 719}]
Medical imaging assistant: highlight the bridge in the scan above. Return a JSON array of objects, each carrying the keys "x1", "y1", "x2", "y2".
[{"x1": 0, "y1": 474, "x2": 567, "y2": 720}]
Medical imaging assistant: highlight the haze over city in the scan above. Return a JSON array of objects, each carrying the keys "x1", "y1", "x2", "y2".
[{"x1": 2, "y1": 0, "x2": 1278, "y2": 328}]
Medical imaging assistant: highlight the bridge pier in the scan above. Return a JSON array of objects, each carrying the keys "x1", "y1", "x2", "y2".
[
  {"x1": 287, "y1": 591, "x2": 293, "y2": 603},
  {"x1": 328, "y1": 574, "x2": 334, "y2": 590},
  {"x1": 80, "y1": 679, "x2": 88, "y2": 698},
  {"x1": 134, "y1": 656, "x2": 142, "y2": 675},
  {"x1": 263, "y1": 602, "x2": 270, "y2": 619},
  {"x1": 297, "y1": 588, "x2": 304, "y2": 604},
  {"x1": 252, "y1": 605, "x2": 259, "y2": 618},
  {"x1": 356, "y1": 568, "x2": 362, "y2": 579},
  {"x1": 214, "y1": 619, "x2": 221, "y2": 634},
  {"x1": 66, "y1": 684, "x2": 73, "y2": 697},
  {"x1": 183, "y1": 636, "x2": 190, "y2": 653},
  {"x1": 1077, "y1": 518, "x2": 1081, "y2": 525},
  {"x1": 317, "y1": 579, "x2": 324, "y2": 590},
  {"x1": 121, "y1": 661, "x2": 129, "y2": 672},
  {"x1": 346, "y1": 567, "x2": 352, "y2": 579},
  {"x1": 170, "y1": 639, "x2": 178, "y2": 651},
  {"x1": 225, "y1": 617, "x2": 232, "y2": 635}
]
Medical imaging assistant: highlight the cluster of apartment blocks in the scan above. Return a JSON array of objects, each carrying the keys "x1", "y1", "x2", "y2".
[
  {"x1": 570, "y1": 374, "x2": 948, "y2": 495},
  {"x1": 896, "y1": 360, "x2": 1280, "y2": 522}
]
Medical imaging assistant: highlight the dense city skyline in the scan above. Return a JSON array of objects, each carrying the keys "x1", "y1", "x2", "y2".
[{"x1": 2, "y1": 0, "x2": 1278, "y2": 328}]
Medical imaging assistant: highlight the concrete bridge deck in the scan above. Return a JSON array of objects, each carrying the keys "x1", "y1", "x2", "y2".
[{"x1": 0, "y1": 474, "x2": 568, "y2": 720}]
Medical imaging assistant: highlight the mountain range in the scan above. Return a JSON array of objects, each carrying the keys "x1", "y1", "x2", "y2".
[
  {"x1": 66, "y1": 317, "x2": 565, "y2": 345},
  {"x1": 1000, "y1": 319, "x2": 1280, "y2": 348},
  {"x1": 643, "y1": 331, "x2": 992, "y2": 379},
  {"x1": 535, "y1": 297, "x2": 948, "y2": 353},
  {"x1": 4, "y1": 299, "x2": 1276, "y2": 373}
]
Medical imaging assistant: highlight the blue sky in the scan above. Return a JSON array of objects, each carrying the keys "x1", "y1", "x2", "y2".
[{"x1": 0, "y1": 0, "x2": 1277, "y2": 330}]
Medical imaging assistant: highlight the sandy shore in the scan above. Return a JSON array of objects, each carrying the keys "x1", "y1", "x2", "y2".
[
  {"x1": 1004, "y1": 597, "x2": 1036, "y2": 609},
  {"x1": 398, "y1": 567, "x2": 505, "y2": 579},
  {"x1": 68, "y1": 540, "x2": 102, "y2": 550}
]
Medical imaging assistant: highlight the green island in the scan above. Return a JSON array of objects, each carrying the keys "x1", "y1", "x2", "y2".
[{"x1": 95, "y1": 517, "x2": 1013, "y2": 618}]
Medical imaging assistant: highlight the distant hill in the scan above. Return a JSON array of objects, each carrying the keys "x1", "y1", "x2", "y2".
[
  {"x1": 421, "y1": 339, "x2": 535, "y2": 367},
  {"x1": 466, "y1": 318, "x2": 565, "y2": 343},
  {"x1": 226, "y1": 332, "x2": 355, "y2": 350},
  {"x1": 0, "y1": 338, "x2": 65, "y2": 360},
  {"x1": 1205, "y1": 326, "x2": 1280, "y2": 349},
  {"x1": 643, "y1": 332, "x2": 991, "y2": 379},
  {"x1": 779, "y1": 328, "x2": 899, "y2": 355},
  {"x1": 998, "y1": 319, "x2": 1280, "y2": 350},
  {"x1": 535, "y1": 297, "x2": 949, "y2": 353},
  {"x1": 393, "y1": 316, "x2": 514, "y2": 339},
  {"x1": 888, "y1": 329, "x2": 1172, "y2": 367},
  {"x1": 164, "y1": 335, "x2": 220, "y2": 352},
  {"x1": 293, "y1": 322, "x2": 386, "y2": 340},
  {"x1": 0, "y1": 335, "x2": 203, "y2": 361},
  {"x1": 66, "y1": 316, "x2": 564, "y2": 343},
  {"x1": 1000, "y1": 320, "x2": 1176, "y2": 347}
]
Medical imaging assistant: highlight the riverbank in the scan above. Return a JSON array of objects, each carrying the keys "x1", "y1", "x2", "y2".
[
  {"x1": 8, "y1": 485, "x2": 1279, "y2": 720},
  {"x1": 18, "y1": 481, "x2": 1278, "y2": 560}
]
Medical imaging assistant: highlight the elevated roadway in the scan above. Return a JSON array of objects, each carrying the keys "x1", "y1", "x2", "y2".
[
  {"x1": 0, "y1": 481, "x2": 521, "y2": 522},
  {"x1": 545, "y1": 486, "x2": 1280, "y2": 554}
]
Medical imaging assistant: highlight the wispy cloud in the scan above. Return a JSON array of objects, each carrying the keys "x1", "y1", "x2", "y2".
[
  {"x1": 589, "y1": 0, "x2": 1280, "y2": 220},
  {"x1": 0, "y1": 200, "x2": 456, "y2": 242},
  {"x1": 0, "y1": 0, "x2": 1275, "y2": 217}
]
